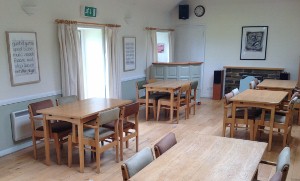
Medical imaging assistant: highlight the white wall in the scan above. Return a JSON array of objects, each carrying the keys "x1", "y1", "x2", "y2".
[
  {"x1": 0, "y1": 0, "x2": 172, "y2": 104},
  {"x1": 171, "y1": 0, "x2": 300, "y2": 97}
]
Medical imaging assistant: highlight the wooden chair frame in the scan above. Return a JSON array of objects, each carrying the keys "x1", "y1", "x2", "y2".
[{"x1": 28, "y1": 99, "x2": 71, "y2": 165}]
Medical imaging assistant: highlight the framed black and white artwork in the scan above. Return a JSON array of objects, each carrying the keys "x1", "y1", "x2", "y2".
[
  {"x1": 240, "y1": 26, "x2": 268, "y2": 60},
  {"x1": 123, "y1": 37, "x2": 136, "y2": 71}
]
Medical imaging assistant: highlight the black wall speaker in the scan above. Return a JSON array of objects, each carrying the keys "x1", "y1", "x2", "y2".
[
  {"x1": 280, "y1": 72, "x2": 290, "y2": 80},
  {"x1": 179, "y1": 5, "x2": 189, "y2": 20},
  {"x1": 214, "y1": 70, "x2": 224, "y2": 84}
]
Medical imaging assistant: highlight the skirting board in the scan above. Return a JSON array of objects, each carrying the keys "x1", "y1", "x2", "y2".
[{"x1": 0, "y1": 140, "x2": 40, "y2": 157}]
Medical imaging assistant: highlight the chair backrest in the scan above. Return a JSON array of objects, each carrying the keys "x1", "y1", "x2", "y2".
[
  {"x1": 28, "y1": 99, "x2": 53, "y2": 117},
  {"x1": 224, "y1": 92, "x2": 234, "y2": 105},
  {"x1": 56, "y1": 95, "x2": 78, "y2": 106},
  {"x1": 239, "y1": 76, "x2": 256, "y2": 92},
  {"x1": 98, "y1": 107, "x2": 120, "y2": 125},
  {"x1": 249, "y1": 80, "x2": 256, "y2": 89},
  {"x1": 120, "y1": 102, "x2": 140, "y2": 119},
  {"x1": 191, "y1": 80, "x2": 198, "y2": 90},
  {"x1": 136, "y1": 80, "x2": 147, "y2": 100},
  {"x1": 154, "y1": 132, "x2": 177, "y2": 158},
  {"x1": 276, "y1": 147, "x2": 290, "y2": 181},
  {"x1": 269, "y1": 171, "x2": 282, "y2": 181},
  {"x1": 121, "y1": 147, "x2": 154, "y2": 180}
]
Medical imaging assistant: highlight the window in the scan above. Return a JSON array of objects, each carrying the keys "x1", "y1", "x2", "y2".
[
  {"x1": 78, "y1": 27, "x2": 106, "y2": 99},
  {"x1": 156, "y1": 31, "x2": 170, "y2": 63}
]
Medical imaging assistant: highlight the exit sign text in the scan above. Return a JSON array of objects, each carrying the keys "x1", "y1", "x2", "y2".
[{"x1": 84, "y1": 6, "x2": 97, "y2": 17}]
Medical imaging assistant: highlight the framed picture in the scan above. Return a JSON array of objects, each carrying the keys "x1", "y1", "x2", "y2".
[
  {"x1": 240, "y1": 26, "x2": 268, "y2": 60},
  {"x1": 6, "y1": 31, "x2": 40, "y2": 86},
  {"x1": 123, "y1": 37, "x2": 136, "y2": 71},
  {"x1": 157, "y1": 43, "x2": 165, "y2": 53}
]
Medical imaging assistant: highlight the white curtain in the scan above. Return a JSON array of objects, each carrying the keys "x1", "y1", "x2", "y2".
[
  {"x1": 105, "y1": 26, "x2": 121, "y2": 99},
  {"x1": 57, "y1": 23, "x2": 84, "y2": 99},
  {"x1": 168, "y1": 31, "x2": 174, "y2": 62},
  {"x1": 145, "y1": 29, "x2": 157, "y2": 79}
]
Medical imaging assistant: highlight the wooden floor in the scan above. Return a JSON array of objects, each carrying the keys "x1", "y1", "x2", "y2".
[{"x1": 0, "y1": 98, "x2": 300, "y2": 181}]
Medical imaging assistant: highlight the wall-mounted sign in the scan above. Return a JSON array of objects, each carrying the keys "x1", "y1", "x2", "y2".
[{"x1": 82, "y1": 6, "x2": 97, "y2": 17}]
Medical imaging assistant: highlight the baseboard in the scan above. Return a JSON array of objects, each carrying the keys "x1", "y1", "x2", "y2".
[{"x1": 0, "y1": 141, "x2": 34, "y2": 157}]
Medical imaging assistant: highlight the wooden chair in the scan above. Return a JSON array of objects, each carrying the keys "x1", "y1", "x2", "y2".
[
  {"x1": 121, "y1": 147, "x2": 154, "y2": 181},
  {"x1": 28, "y1": 99, "x2": 72, "y2": 165},
  {"x1": 102, "y1": 102, "x2": 139, "y2": 161},
  {"x1": 136, "y1": 80, "x2": 166, "y2": 120},
  {"x1": 222, "y1": 91, "x2": 256, "y2": 140},
  {"x1": 68, "y1": 107, "x2": 120, "y2": 173},
  {"x1": 56, "y1": 95, "x2": 78, "y2": 106},
  {"x1": 254, "y1": 97, "x2": 298, "y2": 147},
  {"x1": 256, "y1": 147, "x2": 290, "y2": 181},
  {"x1": 189, "y1": 80, "x2": 198, "y2": 115},
  {"x1": 156, "y1": 83, "x2": 191, "y2": 123},
  {"x1": 154, "y1": 132, "x2": 177, "y2": 158}
]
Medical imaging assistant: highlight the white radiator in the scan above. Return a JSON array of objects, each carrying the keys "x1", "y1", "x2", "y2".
[{"x1": 11, "y1": 109, "x2": 33, "y2": 141}]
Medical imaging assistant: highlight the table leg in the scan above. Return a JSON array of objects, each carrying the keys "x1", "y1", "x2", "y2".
[
  {"x1": 231, "y1": 104, "x2": 236, "y2": 138},
  {"x1": 43, "y1": 115, "x2": 51, "y2": 166},
  {"x1": 146, "y1": 89, "x2": 149, "y2": 121},
  {"x1": 170, "y1": 90, "x2": 174, "y2": 123},
  {"x1": 268, "y1": 107, "x2": 275, "y2": 151},
  {"x1": 78, "y1": 123, "x2": 84, "y2": 173}
]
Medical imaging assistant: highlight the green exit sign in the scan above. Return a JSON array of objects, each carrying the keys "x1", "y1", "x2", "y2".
[{"x1": 83, "y1": 6, "x2": 97, "y2": 17}]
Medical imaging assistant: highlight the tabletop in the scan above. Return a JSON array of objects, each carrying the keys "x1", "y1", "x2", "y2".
[
  {"x1": 37, "y1": 98, "x2": 132, "y2": 119},
  {"x1": 131, "y1": 133, "x2": 267, "y2": 181},
  {"x1": 257, "y1": 79, "x2": 297, "y2": 89},
  {"x1": 230, "y1": 89, "x2": 288, "y2": 104},
  {"x1": 143, "y1": 80, "x2": 191, "y2": 89}
]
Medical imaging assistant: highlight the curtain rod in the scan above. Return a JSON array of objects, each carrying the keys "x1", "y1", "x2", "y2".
[
  {"x1": 145, "y1": 27, "x2": 174, "y2": 31},
  {"x1": 55, "y1": 19, "x2": 121, "y2": 28}
]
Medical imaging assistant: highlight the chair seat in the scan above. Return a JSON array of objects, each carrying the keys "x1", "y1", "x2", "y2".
[
  {"x1": 228, "y1": 108, "x2": 260, "y2": 120},
  {"x1": 36, "y1": 121, "x2": 72, "y2": 133},
  {"x1": 84, "y1": 127, "x2": 115, "y2": 139},
  {"x1": 102, "y1": 121, "x2": 135, "y2": 130},
  {"x1": 257, "y1": 113, "x2": 286, "y2": 124}
]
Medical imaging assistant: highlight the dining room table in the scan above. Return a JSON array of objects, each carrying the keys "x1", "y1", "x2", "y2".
[
  {"x1": 257, "y1": 79, "x2": 297, "y2": 100},
  {"x1": 143, "y1": 79, "x2": 191, "y2": 122},
  {"x1": 130, "y1": 132, "x2": 267, "y2": 181},
  {"x1": 230, "y1": 89, "x2": 288, "y2": 151},
  {"x1": 37, "y1": 97, "x2": 132, "y2": 172}
]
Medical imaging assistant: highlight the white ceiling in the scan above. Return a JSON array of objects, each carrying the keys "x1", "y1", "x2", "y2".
[{"x1": 118, "y1": 0, "x2": 186, "y2": 13}]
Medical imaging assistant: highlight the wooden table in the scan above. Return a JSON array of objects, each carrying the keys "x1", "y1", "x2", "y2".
[
  {"x1": 130, "y1": 133, "x2": 267, "y2": 181},
  {"x1": 230, "y1": 89, "x2": 288, "y2": 151},
  {"x1": 37, "y1": 98, "x2": 132, "y2": 172},
  {"x1": 144, "y1": 80, "x2": 191, "y2": 122},
  {"x1": 257, "y1": 79, "x2": 297, "y2": 99}
]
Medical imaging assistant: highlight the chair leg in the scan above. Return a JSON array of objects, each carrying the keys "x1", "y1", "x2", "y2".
[
  {"x1": 96, "y1": 145, "x2": 100, "y2": 173},
  {"x1": 153, "y1": 100, "x2": 157, "y2": 120},
  {"x1": 157, "y1": 101, "x2": 161, "y2": 121},
  {"x1": 283, "y1": 130, "x2": 287, "y2": 147},
  {"x1": 53, "y1": 134, "x2": 61, "y2": 165},
  {"x1": 222, "y1": 122, "x2": 226, "y2": 137},
  {"x1": 68, "y1": 135, "x2": 73, "y2": 167},
  {"x1": 136, "y1": 135, "x2": 139, "y2": 152},
  {"x1": 32, "y1": 135, "x2": 38, "y2": 160}
]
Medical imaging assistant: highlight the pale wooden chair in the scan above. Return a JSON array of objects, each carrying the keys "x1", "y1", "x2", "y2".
[
  {"x1": 102, "y1": 102, "x2": 139, "y2": 161},
  {"x1": 156, "y1": 83, "x2": 191, "y2": 123},
  {"x1": 28, "y1": 99, "x2": 72, "y2": 165},
  {"x1": 121, "y1": 147, "x2": 154, "y2": 181},
  {"x1": 254, "y1": 97, "x2": 298, "y2": 147},
  {"x1": 136, "y1": 80, "x2": 166, "y2": 120},
  {"x1": 68, "y1": 107, "x2": 120, "y2": 173},
  {"x1": 154, "y1": 132, "x2": 177, "y2": 158},
  {"x1": 255, "y1": 147, "x2": 290, "y2": 181},
  {"x1": 189, "y1": 80, "x2": 198, "y2": 115},
  {"x1": 222, "y1": 91, "x2": 256, "y2": 140}
]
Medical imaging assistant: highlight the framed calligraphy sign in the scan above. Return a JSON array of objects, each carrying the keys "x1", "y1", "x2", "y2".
[{"x1": 123, "y1": 37, "x2": 136, "y2": 71}]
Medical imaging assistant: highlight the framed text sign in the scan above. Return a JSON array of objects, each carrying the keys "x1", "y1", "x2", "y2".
[
  {"x1": 6, "y1": 32, "x2": 40, "y2": 86},
  {"x1": 123, "y1": 37, "x2": 136, "y2": 71}
]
